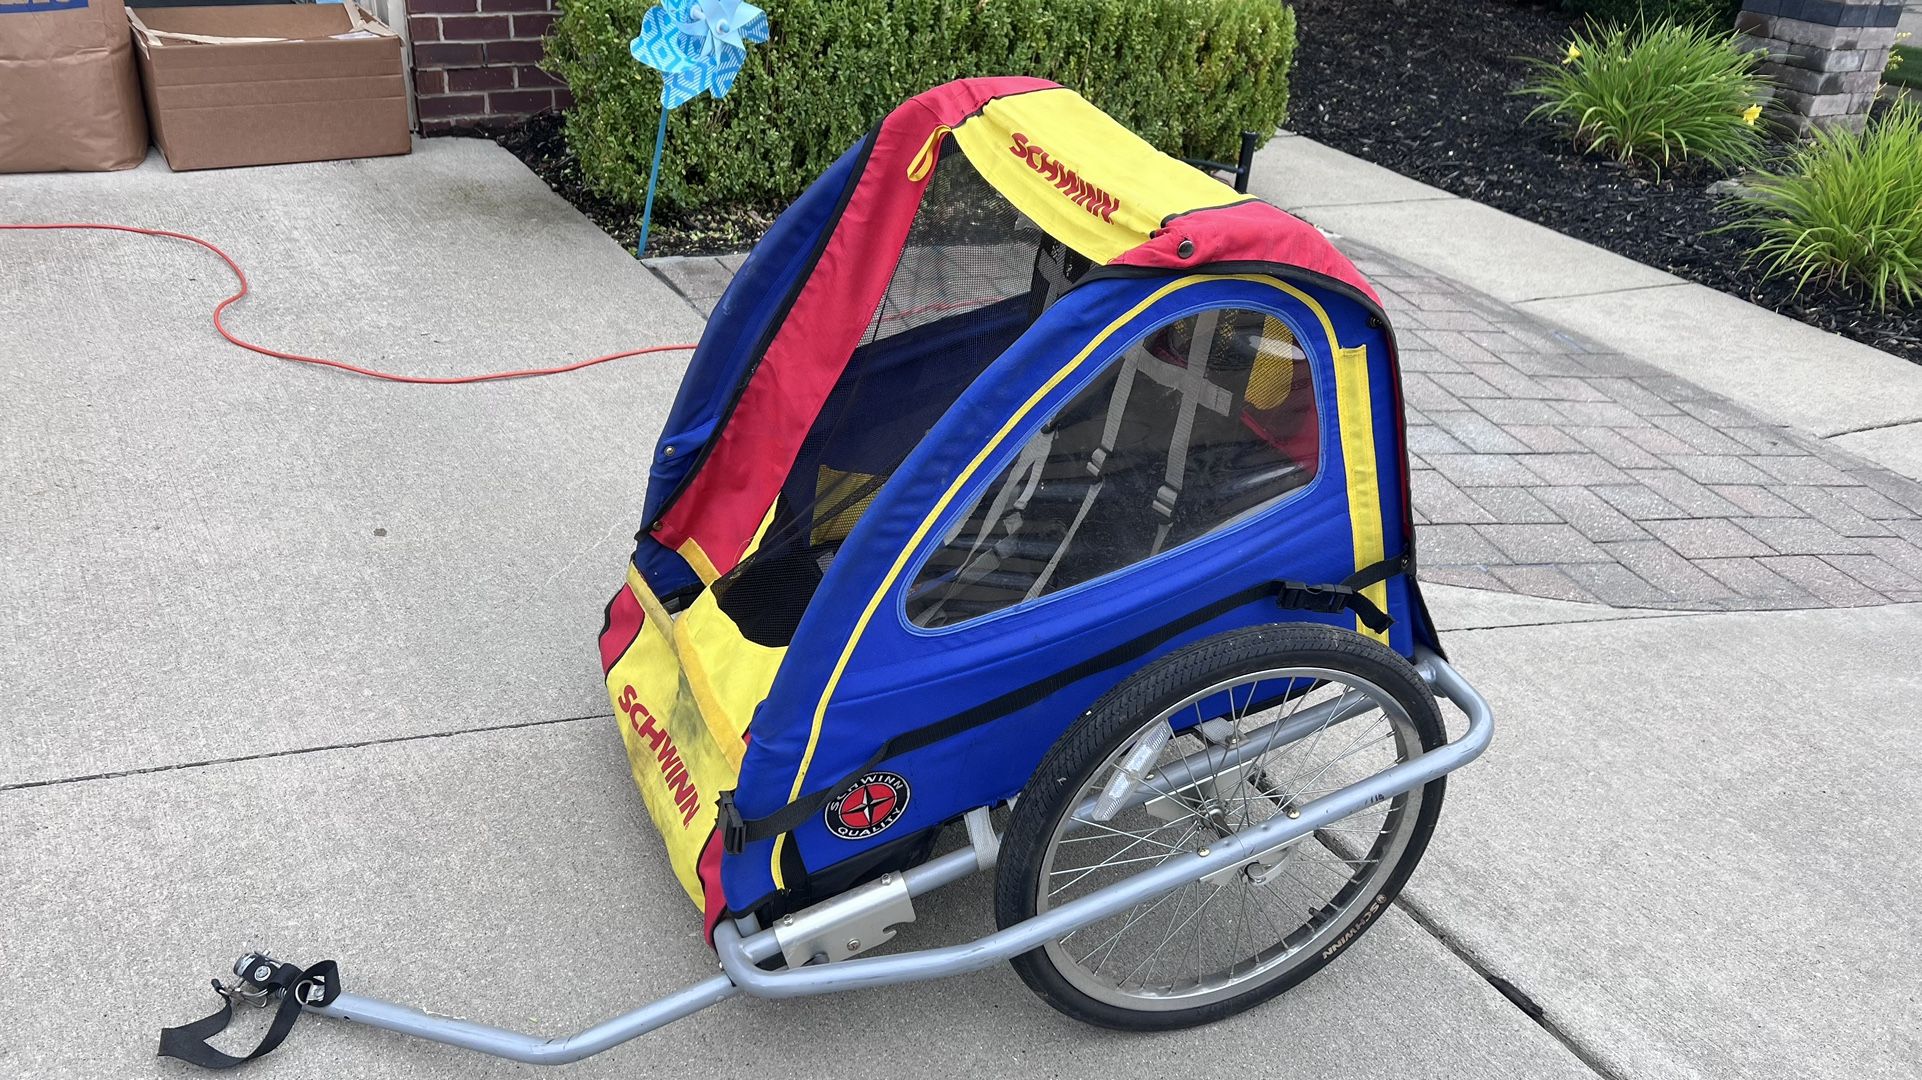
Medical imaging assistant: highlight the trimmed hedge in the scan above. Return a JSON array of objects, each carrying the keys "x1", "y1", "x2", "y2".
[{"x1": 544, "y1": 0, "x2": 1295, "y2": 213}]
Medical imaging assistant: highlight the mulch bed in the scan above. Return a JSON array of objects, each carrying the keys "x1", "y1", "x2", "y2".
[
  {"x1": 493, "y1": 111, "x2": 771, "y2": 257},
  {"x1": 490, "y1": 1, "x2": 1919, "y2": 362},
  {"x1": 1286, "y1": 0, "x2": 1921, "y2": 365}
]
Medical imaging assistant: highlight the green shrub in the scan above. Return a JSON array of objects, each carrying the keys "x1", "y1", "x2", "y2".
[
  {"x1": 1557, "y1": 0, "x2": 1741, "y2": 25},
  {"x1": 1520, "y1": 21, "x2": 1768, "y2": 174},
  {"x1": 1730, "y1": 102, "x2": 1922, "y2": 310},
  {"x1": 544, "y1": 0, "x2": 1295, "y2": 213}
]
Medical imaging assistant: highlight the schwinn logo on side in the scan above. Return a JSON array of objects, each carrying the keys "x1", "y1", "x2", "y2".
[
  {"x1": 824, "y1": 771, "x2": 910, "y2": 841},
  {"x1": 1008, "y1": 132, "x2": 1119, "y2": 223},
  {"x1": 617, "y1": 685, "x2": 701, "y2": 827},
  {"x1": 1320, "y1": 892, "x2": 1389, "y2": 961}
]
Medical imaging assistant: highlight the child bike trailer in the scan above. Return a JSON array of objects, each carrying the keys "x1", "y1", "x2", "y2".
[{"x1": 161, "y1": 77, "x2": 1493, "y2": 1069}]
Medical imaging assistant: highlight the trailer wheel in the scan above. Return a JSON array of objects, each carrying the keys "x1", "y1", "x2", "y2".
[{"x1": 994, "y1": 623, "x2": 1447, "y2": 1030}]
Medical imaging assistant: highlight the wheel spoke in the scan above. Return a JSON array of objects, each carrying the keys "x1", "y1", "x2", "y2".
[
  {"x1": 1064, "y1": 816, "x2": 1198, "y2": 854},
  {"x1": 1121, "y1": 882, "x2": 1226, "y2": 989},
  {"x1": 1050, "y1": 820, "x2": 1202, "y2": 897},
  {"x1": 1079, "y1": 878, "x2": 1191, "y2": 973},
  {"x1": 1030, "y1": 657, "x2": 1432, "y2": 1012}
]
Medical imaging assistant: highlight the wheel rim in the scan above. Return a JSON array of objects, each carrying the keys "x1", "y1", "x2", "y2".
[{"x1": 1034, "y1": 665, "x2": 1426, "y2": 1011}]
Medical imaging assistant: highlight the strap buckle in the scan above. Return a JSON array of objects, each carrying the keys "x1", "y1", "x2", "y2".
[
  {"x1": 717, "y1": 790, "x2": 747, "y2": 855},
  {"x1": 1274, "y1": 579, "x2": 1354, "y2": 615}
]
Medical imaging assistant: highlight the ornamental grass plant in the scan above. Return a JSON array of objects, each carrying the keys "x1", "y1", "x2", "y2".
[
  {"x1": 1730, "y1": 102, "x2": 1922, "y2": 311},
  {"x1": 1521, "y1": 20, "x2": 1768, "y2": 174}
]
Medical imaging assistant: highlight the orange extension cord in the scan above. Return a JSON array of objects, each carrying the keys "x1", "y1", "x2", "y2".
[{"x1": 0, "y1": 222, "x2": 699, "y2": 383}]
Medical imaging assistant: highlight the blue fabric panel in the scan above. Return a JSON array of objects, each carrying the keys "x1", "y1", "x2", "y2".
[
  {"x1": 789, "y1": 280, "x2": 1367, "y2": 882},
  {"x1": 629, "y1": 139, "x2": 868, "y2": 592},
  {"x1": 782, "y1": 295, "x2": 1031, "y2": 506},
  {"x1": 720, "y1": 272, "x2": 1427, "y2": 903}
]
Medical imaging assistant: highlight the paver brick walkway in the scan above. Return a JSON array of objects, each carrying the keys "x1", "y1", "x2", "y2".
[
  {"x1": 1350, "y1": 245, "x2": 1922, "y2": 610},
  {"x1": 648, "y1": 245, "x2": 1922, "y2": 612}
]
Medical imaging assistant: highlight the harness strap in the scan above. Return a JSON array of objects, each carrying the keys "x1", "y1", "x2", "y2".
[
  {"x1": 719, "y1": 553, "x2": 1413, "y2": 854},
  {"x1": 158, "y1": 956, "x2": 340, "y2": 1070}
]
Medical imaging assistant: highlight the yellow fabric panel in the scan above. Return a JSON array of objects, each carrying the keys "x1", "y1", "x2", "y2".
[
  {"x1": 950, "y1": 88, "x2": 1250, "y2": 265},
  {"x1": 1333, "y1": 345, "x2": 1389, "y2": 644},
  {"x1": 677, "y1": 587, "x2": 786, "y2": 763},
  {"x1": 1245, "y1": 316, "x2": 1298, "y2": 410},
  {"x1": 811, "y1": 465, "x2": 883, "y2": 546},
  {"x1": 605, "y1": 566, "x2": 734, "y2": 909}
]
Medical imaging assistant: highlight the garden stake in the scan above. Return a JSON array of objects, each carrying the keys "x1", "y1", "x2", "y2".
[{"x1": 637, "y1": 104, "x2": 670, "y2": 257}]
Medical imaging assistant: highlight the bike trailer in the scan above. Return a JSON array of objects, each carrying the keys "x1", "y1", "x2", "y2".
[
  {"x1": 161, "y1": 77, "x2": 1493, "y2": 1069},
  {"x1": 602, "y1": 74, "x2": 1447, "y2": 927}
]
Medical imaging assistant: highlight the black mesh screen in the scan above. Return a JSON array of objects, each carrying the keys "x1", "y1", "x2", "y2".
[
  {"x1": 907, "y1": 309, "x2": 1323, "y2": 628},
  {"x1": 712, "y1": 142, "x2": 1087, "y2": 645}
]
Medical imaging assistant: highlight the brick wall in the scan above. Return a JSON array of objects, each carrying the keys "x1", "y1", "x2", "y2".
[{"x1": 407, "y1": 0, "x2": 572, "y2": 132}]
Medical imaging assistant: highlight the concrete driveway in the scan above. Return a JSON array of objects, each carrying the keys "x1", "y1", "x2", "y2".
[{"x1": 3, "y1": 138, "x2": 1915, "y2": 1080}]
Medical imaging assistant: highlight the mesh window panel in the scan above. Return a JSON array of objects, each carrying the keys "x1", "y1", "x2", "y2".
[
  {"x1": 907, "y1": 308, "x2": 1322, "y2": 628},
  {"x1": 711, "y1": 142, "x2": 1087, "y2": 646}
]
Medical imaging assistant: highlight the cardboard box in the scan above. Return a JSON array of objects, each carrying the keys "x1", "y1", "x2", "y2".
[
  {"x1": 128, "y1": 3, "x2": 410, "y2": 171},
  {"x1": 0, "y1": 0, "x2": 150, "y2": 173}
]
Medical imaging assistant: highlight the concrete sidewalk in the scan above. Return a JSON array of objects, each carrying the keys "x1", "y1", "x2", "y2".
[
  {"x1": 4, "y1": 135, "x2": 1918, "y2": 1080},
  {"x1": 0, "y1": 140, "x2": 1584, "y2": 1080}
]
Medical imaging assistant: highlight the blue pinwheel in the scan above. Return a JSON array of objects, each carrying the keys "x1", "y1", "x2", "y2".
[
  {"x1": 629, "y1": 0, "x2": 769, "y2": 254},
  {"x1": 631, "y1": 0, "x2": 769, "y2": 108}
]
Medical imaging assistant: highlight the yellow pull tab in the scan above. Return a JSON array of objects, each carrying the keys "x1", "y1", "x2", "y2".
[{"x1": 906, "y1": 125, "x2": 952, "y2": 182}]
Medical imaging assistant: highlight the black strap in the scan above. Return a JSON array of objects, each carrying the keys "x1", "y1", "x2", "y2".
[
  {"x1": 158, "y1": 958, "x2": 339, "y2": 1070},
  {"x1": 1275, "y1": 553, "x2": 1411, "y2": 635},
  {"x1": 721, "y1": 555, "x2": 1413, "y2": 853}
]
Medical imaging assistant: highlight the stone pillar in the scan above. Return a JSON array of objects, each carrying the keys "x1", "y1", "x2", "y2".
[{"x1": 1736, "y1": 0, "x2": 1903, "y2": 134}]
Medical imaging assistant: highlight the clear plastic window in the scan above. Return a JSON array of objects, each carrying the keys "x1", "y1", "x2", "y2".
[{"x1": 907, "y1": 307, "x2": 1321, "y2": 628}]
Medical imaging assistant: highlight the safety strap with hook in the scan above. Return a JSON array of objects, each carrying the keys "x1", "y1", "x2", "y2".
[{"x1": 157, "y1": 955, "x2": 340, "y2": 1070}]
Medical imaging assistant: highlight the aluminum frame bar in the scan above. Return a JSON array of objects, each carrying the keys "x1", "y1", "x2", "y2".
[{"x1": 295, "y1": 648, "x2": 1488, "y2": 1063}]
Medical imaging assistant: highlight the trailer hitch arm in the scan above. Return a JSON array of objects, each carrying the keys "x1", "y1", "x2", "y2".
[{"x1": 156, "y1": 649, "x2": 1490, "y2": 1069}]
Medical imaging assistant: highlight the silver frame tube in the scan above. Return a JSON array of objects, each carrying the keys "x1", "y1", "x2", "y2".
[
  {"x1": 301, "y1": 647, "x2": 1490, "y2": 1063},
  {"x1": 714, "y1": 648, "x2": 1489, "y2": 997},
  {"x1": 1068, "y1": 684, "x2": 1380, "y2": 823},
  {"x1": 312, "y1": 976, "x2": 738, "y2": 1066}
]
